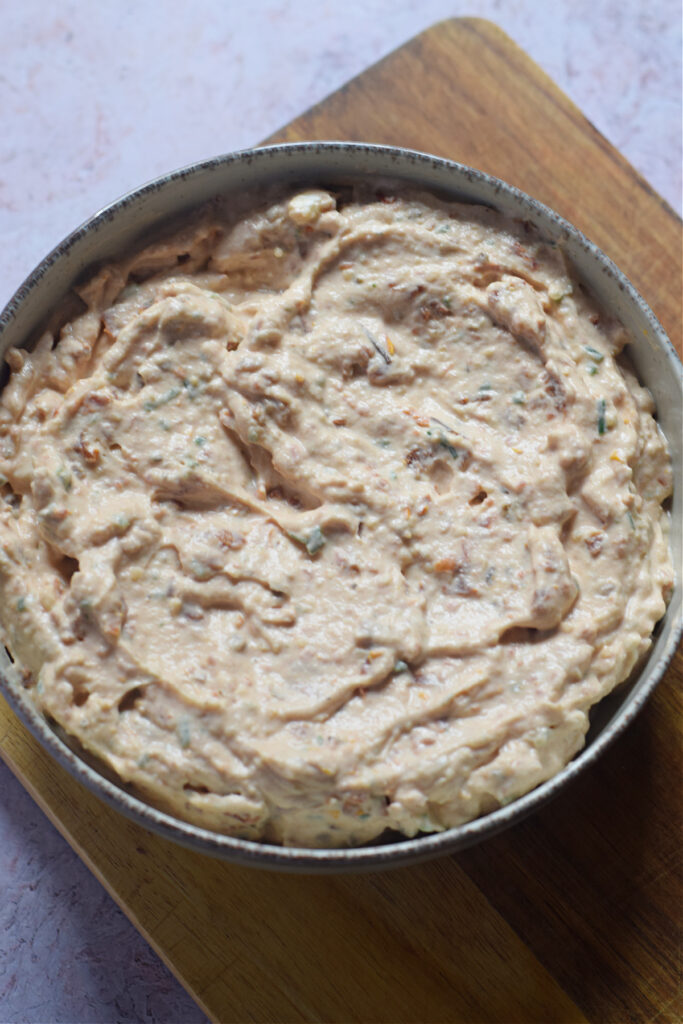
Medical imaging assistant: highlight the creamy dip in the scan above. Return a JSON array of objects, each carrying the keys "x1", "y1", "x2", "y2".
[{"x1": 0, "y1": 187, "x2": 673, "y2": 847}]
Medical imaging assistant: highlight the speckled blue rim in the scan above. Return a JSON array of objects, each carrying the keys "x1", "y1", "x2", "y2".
[{"x1": 1, "y1": 142, "x2": 681, "y2": 872}]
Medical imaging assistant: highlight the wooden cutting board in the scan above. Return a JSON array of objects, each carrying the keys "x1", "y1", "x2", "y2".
[{"x1": 2, "y1": 18, "x2": 681, "y2": 1024}]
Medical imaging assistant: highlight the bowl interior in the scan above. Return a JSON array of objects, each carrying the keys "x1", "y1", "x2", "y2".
[{"x1": 0, "y1": 142, "x2": 681, "y2": 870}]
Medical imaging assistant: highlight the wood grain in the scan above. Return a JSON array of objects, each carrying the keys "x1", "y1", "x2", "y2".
[
  {"x1": 0, "y1": 707, "x2": 588, "y2": 1023},
  {"x1": 2, "y1": 18, "x2": 681, "y2": 1024}
]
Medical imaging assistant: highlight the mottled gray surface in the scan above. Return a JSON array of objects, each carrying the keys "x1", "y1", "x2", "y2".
[
  {"x1": 0, "y1": 0, "x2": 680, "y2": 1021},
  {"x1": 0, "y1": 759, "x2": 208, "y2": 1024}
]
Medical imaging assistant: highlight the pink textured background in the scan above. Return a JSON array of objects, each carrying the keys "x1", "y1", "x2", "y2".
[{"x1": 1, "y1": 2, "x2": 680, "y2": 1021}]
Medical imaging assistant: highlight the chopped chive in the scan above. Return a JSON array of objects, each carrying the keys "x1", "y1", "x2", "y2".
[
  {"x1": 438, "y1": 435, "x2": 459, "y2": 459},
  {"x1": 512, "y1": 391, "x2": 526, "y2": 405},
  {"x1": 16, "y1": 597, "x2": 27, "y2": 612},
  {"x1": 393, "y1": 660, "x2": 409, "y2": 674},
  {"x1": 289, "y1": 525, "x2": 326, "y2": 556},
  {"x1": 305, "y1": 525, "x2": 325, "y2": 555},
  {"x1": 627, "y1": 511, "x2": 636, "y2": 530},
  {"x1": 597, "y1": 398, "x2": 607, "y2": 435},
  {"x1": 584, "y1": 345, "x2": 604, "y2": 362},
  {"x1": 194, "y1": 435, "x2": 207, "y2": 447},
  {"x1": 587, "y1": 364, "x2": 599, "y2": 375},
  {"x1": 182, "y1": 378, "x2": 204, "y2": 401},
  {"x1": 363, "y1": 326, "x2": 391, "y2": 365},
  {"x1": 143, "y1": 387, "x2": 180, "y2": 411}
]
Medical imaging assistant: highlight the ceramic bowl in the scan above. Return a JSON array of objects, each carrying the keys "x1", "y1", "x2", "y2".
[{"x1": 1, "y1": 143, "x2": 681, "y2": 871}]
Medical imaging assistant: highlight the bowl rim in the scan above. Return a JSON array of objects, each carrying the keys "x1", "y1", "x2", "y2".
[{"x1": 1, "y1": 140, "x2": 681, "y2": 872}]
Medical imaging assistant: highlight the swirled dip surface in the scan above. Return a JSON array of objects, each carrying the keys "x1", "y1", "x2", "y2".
[{"x1": 0, "y1": 188, "x2": 673, "y2": 846}]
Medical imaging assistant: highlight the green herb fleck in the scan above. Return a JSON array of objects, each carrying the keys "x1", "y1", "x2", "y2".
[
  {"x1": 194, "y1": 435, "x2": 207, "y2": 447},
  {"x1": 438, "y1": 435, "x2": 459, "y2": 459},
  {"x1": 363, "y1": 326, "x2": 391, "y2": 364},
  {"x1": 114, "y1": 514, "x2": 131, "y2": 532},
  {"x1": 393, "y1": 660, "x2": 409, "y2": 674},
  {"x1": 189, "y1": 558, "x2": 212, "y2": 580},
  {"x1": 177, "y1": 719, "x2": 191, "y2": 749},
  {"x1": 436, "y1": 224, "x2": 451, "y2": 234},
  {"x1": 16, "y1": 596, "x2": 27, "y2": 612},
  {"x1": 584, "y1": 345, "x2": 604, "y2": 362},
  {"x1": 512, "y1": 391, "x2": 526, "y2": 405},
  {"x1": 597, "y1": 398, "x2": 607, "y2": 435},
  {"x1": 305, "y1": 525, "x2": 325, "y2": 555},
  {"x1": 627, "y1": 510, "x2": 636, "y2": 530},
  {"x1": 143, "y1": 387, "x2": 180, "y2": 411},
  {"x1": 587, "y1": 364, "x2": 599, "y2": 375},
  {"x1": 247, "y1": 426, "x2": 260, "y2": 443},
  {"x1": 479, "y1": 382, "x2": 493, "y2": 392},
  {"x1": 289, "y1": 525, "x2": 326, "y2": 556},
  {"x1": 182, "y1": 377, "x2": 203, "y2": 401},
  {"x1": 57, "y1": 466, "x2": 72, "y2": 492}
]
